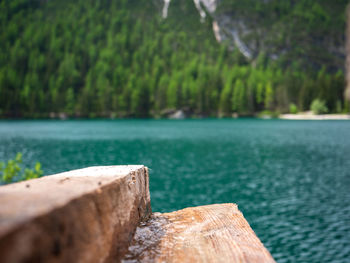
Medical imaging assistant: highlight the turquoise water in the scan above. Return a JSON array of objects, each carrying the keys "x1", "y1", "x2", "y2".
[{"x1": 0, "y1": 119, "x2": 350, "y2": 262}]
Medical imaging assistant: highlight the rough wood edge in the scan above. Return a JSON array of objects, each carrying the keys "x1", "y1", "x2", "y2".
[{"x1": 0, "y1": 166, "x2": 151, "y2": 263}]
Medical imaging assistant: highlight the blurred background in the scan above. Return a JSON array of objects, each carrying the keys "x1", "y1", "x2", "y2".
[
  {"x1": 0, "y1": 0, "x2": 349, "y2": 118},
  {"x1": 1, "y1": 1, "x2": 350, "y2": 262}
]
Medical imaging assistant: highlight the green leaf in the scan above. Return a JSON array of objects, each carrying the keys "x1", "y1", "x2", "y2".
[
  {"x1": 0, "y1": 153, "x2": 43, "y2": 184},
  {"x1": 15, "y1": 152, "x2": 22, "y2": 163}
]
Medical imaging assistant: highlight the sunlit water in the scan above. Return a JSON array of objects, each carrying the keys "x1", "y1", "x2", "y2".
[{"x1": 0, "y1": 119, "x2": 349, "y2": 262}]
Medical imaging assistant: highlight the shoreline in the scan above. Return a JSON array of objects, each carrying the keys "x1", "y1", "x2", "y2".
[
  {"x1": 1, "y1": 110, "x2": 350, "y2": 121},
  {"x1": 279, "y1": 113, "x2": 350, "y2": 120},
  {"x1": 0, "y1": 116, "x2": 350, "y2": 121}
]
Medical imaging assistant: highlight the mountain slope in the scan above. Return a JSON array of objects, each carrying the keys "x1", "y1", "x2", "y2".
[
  {"x1": 162, "y1": 0, "x2": 347, "y2": 70},
  {"x1": 0, "y1": 0, "x2": 348, "y2": 118}
]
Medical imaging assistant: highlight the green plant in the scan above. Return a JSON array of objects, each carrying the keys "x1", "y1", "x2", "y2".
[
  {"x1": 289, "y1": 103, "x2": 298, "y2": 114},
  {"x1": 310, "y1": 99, "x2": 328, "y2": 115},
  {"x1": 335, "y1": 100, "x2": 342, "y2": 113},
  {"x1": 0, "y1": 153, "x2": 43, "y2": 184},
  {"x1": 344, "y1": 99, "x2": 350, "y2": 113}
]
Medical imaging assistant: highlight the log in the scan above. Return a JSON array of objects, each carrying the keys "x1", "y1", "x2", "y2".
[
  {"x1": 0, "y1": 166, "x2": 275, "y2": 263},
  {"x1": 123, "y1": 203, "x2": 275, "y2": 263},
  {"x1": 0, "y1": 166, "x2": 151, "y2": 263}
]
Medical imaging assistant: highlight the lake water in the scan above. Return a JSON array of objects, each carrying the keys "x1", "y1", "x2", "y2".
[{"x1": 0, "y1": 119, "x2": 349, "y2": 262}]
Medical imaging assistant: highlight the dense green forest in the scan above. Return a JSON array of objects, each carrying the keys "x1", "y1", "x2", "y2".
[{"x1": 0, "y1": 0, "x2": 348, "y2": 118}]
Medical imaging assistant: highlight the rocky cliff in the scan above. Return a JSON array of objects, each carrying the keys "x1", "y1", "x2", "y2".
[{"x1": 159, "y1": 0, "x2": 347, "y2": 70}]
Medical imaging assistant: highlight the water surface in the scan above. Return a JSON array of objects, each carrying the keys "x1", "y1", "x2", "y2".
[{"x1": 1, "y1": 119, "x2": 349, "y2": 262}]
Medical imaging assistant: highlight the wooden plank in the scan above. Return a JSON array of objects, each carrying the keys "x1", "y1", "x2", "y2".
[
  {"x1": 123, "y1": 204, "x2": 275, "y2": 263},
  {"x1": 0, "y1": 166, "x2": 151, "y2": 263}
]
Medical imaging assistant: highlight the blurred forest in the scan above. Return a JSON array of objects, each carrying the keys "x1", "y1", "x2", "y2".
[{"x1": 0, "y1": 0, "x2": 348, "y2": 118}]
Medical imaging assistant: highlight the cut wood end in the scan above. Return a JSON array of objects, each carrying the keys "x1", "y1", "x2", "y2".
[
  {"x1": 0, "y1": 165, "x2": 151, "y2": 263},
  {"x1": 124, "y1": 203, "x2": 276, "y2": 263}
]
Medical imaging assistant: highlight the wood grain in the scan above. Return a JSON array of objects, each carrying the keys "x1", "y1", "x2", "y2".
[
  {"x1": 123, "y1": 204, "x2": 275, "y2": 263},
  {"x1": 0, "y1": 166, "x2": 151, "y2": 263}
]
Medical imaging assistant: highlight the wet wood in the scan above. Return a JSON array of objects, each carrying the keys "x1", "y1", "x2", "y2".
[
  {"x1": 0, "y1": 166, "x2": 151, "y2": 263},
  {"x1": 123, "y1": 203, "x2": 275, "y2": 263}
]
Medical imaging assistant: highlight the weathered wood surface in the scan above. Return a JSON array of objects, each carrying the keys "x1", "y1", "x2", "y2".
[
  {"x1": 0, "y1": 166, "x2": 151, "y2": 263},
  {"x1": 123, "y1": 203, "x2": 275, "y2": 263},
  {"x1": 0, "y1": 166, "x2": 275, "y2": 263}
]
